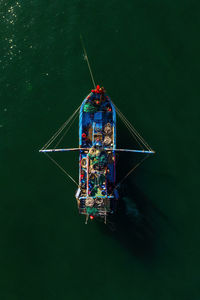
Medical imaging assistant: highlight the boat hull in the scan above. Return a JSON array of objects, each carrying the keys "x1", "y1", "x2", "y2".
[{"x1": 76, "y1": 87, "x2": 118, "y2": 218}]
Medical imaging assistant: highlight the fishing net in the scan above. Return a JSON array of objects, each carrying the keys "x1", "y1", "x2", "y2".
[
  {"x1": 86, "y1": 207, "x2": 98, "y2": 215},
  {"x1": 83, "y1": 102, "x2": 97, "y2": 113},
  {"x1": 91, "y1": 154, "x2": 107, "y2": 167}
]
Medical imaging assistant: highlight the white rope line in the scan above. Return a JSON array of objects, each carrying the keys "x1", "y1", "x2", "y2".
[
  {"x1": 114, "y1": 105, "x2": 144, "y2": 149},
  {"x1": 110, "y1": 102, "x2": 154, "y2": 188},
  {"x1": 115, "y1": 105, "x2": 151, "y2": 151},
  {"x1": 42, "y1": 109, "x2": 77, "y2": 150},
  {"x1": 45, "y1": 153, "x2": 79, "y2": 187},
  {"x1": 121, "y1": 112, "x2": 152, "y2": 151},
  {"x1": 120, "y1": 110, "x2": 152, "y2": 151},
  {"x1": 41, "y1": 104, "x2": 81, "y2": 150},
  {"x1": 43, "y1": 105, "x2": 80, "y2": 150},
  {"x1": 80, "y1": 35, "x2": 96, "y2": 89},
  {"x1": 115, "y1": 105, "x2": 144, "y2": 150},
  {"x1": 42, "y1": 115, "x2": 72, "y2": 150},
  {"x1": 115, "y1": 154, "x2": 150, "y2": 189},
  {"x1": 54, "y1": 112, "x2": 79, "y2": 148},
  {"x1": 113, "y1": 103, "x2": 153, "y2": 151}
]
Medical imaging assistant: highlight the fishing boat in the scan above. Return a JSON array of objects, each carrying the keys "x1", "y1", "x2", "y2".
[
  {"x1": 75, "y1": 85, "x2": 118, "y2": 223},
  {"x1": 39, "y1": 39, "x2": 155, "y2": 224}
]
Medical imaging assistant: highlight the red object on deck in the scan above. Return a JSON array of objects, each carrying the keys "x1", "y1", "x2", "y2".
[
  {"x1": 90, "y1": 215, "x2": 94, "y2": 220},
  {"x1": 82, "y1": 133, "x2": 86, "y2": 138},
  {"x1": 91, "y1": 85, "x2": 104, "y2": 94}
]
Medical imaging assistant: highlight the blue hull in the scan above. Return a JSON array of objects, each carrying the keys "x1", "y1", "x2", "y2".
[{"x1": 76, "y1": 86, "x2": 118, "y2": 218}]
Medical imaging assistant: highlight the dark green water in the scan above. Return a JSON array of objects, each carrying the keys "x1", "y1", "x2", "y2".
[{"x1": 1, "y1": 1, "x2": 200, "y2": 299}]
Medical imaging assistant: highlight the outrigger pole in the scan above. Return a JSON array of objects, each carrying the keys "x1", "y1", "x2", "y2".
[
  {"x1": 114, "y1": 149, "x2": 155, "y2": 154},
  {"x1": 39, "y1": 148, "x2": 85, "y2": 153},
  {"x1": 39, "y1": 148, "x2": 155, "y2": 154}
]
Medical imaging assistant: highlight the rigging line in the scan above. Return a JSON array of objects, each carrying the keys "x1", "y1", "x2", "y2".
[
  {"x1": 54, "y1": 111, "x2": 79, "y2": 148},
  {"x1": 41, "y1": 104, "x2": 81, "y2": 150},
  {"x1": 121, "y1": 112, "x2": 152, "y2": 151},
  {"x1": 114, "y1": 104, "x2": 145, "y2": 148},
  {"x1": 116, "y1": 109, "x2": 144, "y2": 150},
  {"x1": 80, "y1": 34, "x2": 96, "y2": 89},
  {"x1": 116, "y1": 105, "x2": 152, "y2": 151},
  {"x1": 114, "y1": 104, "x2": 148, "y2": 149},
  {"x1": 44, "y1": 153, "x2": 79, "y2": 187},
  {"x1": 115, "y1": 154, "x2": 150, "y2": 190},
  {"x1": 114, "y1": 105, "x2": 144, "y2": 150},
  {"x1": 114, "y1": 104, "x2": 152, "y2": 151},
  {"x1": 42, "y1": 114, "x2": 73, "y2": 150},
  {"x1": 43, "y1": 105, "x2": 81, "y2": 150},
  {"x1": 42, "y1": 109, "x2": 77, "y2": 150},
  {"x1": 43, "y1": 117, "x2": 72, "y2": 150},
  {"x1": 114, "y1": 103, "x2": 149, "y2": 149}
]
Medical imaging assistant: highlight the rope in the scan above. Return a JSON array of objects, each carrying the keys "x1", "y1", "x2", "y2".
[
  {"x1": 115, "y1": 105, "x2": 151, "y2": 150},
  {"x1": 41, "y1": 104, "x2": 81, "y2": 150},
  {"x1": 114, "y1": 154, "x2": 150, "y2": 190},
  {"x1": 110, "y1": 102, "x2": 154, "y2": 190},
  {"x1": 113, "y1": 103, "x2": 153, "y2": 152},
  {"x1": 114, "y1": 104, "x2": 144, "y2": 150},
  {"x1": 43, "y1": 104, "x2": 80, "y2": 150},
  {"x1": 122, "y1": 113, "x2": 152, "y2": 151},
  {"x1": 44, "y1": 153, "x2": 79, "y2": 187},
  {"x1": 80, "y1": 35, "x2": 96, "y2": 89},
  {"x1": 54, "y1": 112, "x2": 79, "y2": 148}
]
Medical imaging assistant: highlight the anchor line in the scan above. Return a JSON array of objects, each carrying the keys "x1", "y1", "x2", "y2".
[{"x1": 80, "y1": 34, "x2": 96, "y2": 89}]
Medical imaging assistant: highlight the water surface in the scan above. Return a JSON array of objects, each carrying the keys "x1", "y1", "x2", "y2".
[{"x1": 1, "y1": 1, "x2": 200, "y2": 299}]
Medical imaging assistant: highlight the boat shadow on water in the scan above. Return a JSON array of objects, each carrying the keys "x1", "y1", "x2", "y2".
[
  {"x1": 98, "y1": 180, "x2": 159, "y2": 260},
  {"x1": 97, "y1": 126, "x2": 168, "y2": 260}
]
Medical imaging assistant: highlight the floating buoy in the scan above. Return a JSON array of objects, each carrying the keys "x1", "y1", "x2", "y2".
[{"x1": 81, "y1": 157, "x2": 87, "y2": 168}]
